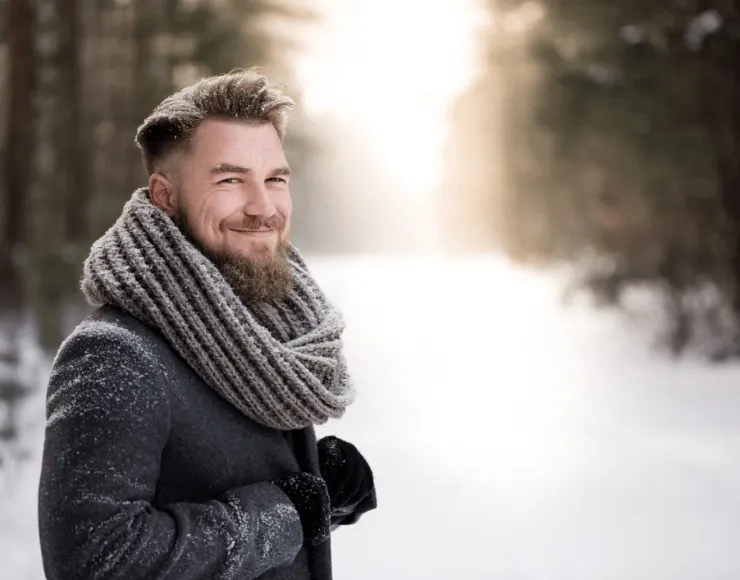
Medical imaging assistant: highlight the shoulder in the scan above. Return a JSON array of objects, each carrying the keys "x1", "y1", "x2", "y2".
[
  {"x1": 47, "y1": 306, "x2": 170, "y2": 418},
  {"x1": 65, "y1": 304, "x2": 162, "y2": 350},
  {"x1": 54, "y1": 305, "x2": 169, "y2": 369}
]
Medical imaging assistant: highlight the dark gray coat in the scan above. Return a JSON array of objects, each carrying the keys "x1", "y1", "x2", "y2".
[{"x1": 38, "y1": 305, "x2": 364, "y2": 580}]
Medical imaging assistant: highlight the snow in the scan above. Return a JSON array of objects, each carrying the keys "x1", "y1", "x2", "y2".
[{"x1": 3, "y1": 253, "x2": 740, "y2": 579}]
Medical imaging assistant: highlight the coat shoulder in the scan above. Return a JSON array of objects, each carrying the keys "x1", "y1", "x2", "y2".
[
  {"x1": 69, "y1": 304, "x2": 165, "y2": 352},
  {"x1": 46, "y1": 305, "x2": 171, "y2": 419},
  {"x1": 55, "y1": 305, "x2": 172, "y2": 370}
]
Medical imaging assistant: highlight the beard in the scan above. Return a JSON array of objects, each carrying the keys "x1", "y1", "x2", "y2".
[{"x1": 172, "y1": 205, "x2": 293, "y2": 303}]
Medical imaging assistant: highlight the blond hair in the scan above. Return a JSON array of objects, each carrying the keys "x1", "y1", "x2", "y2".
[{"x1": 135, "y1": 69, "x2": 294, "y2": 175}]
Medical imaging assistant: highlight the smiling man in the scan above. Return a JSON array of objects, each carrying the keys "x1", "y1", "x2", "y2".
[
  {"x1": 38, "y1": 70, "x2": 377, "y2": 580},
  {"x1": 160, "y1": 117, "x2": 295, "y2": 303}
]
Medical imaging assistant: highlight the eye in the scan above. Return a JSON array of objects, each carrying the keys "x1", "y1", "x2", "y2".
[
  {"x1": 218, "y1": 177, "x2": 241, "y2": 184},
  {"x1": 267, "y1": 177, "x2": 287, "y2": 184}
]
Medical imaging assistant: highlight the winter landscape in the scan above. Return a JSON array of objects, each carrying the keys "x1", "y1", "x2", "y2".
[
  {"x1": 5, "y1": 0, "x2": 740, "y2": 578},
  {"x1": 2, "y1": 253, "x2": 739, "y2": 580}
]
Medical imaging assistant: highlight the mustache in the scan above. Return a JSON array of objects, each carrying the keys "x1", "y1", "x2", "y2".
[{"x1": 230, "y1": 214, "x2": 285, "y2": 231}]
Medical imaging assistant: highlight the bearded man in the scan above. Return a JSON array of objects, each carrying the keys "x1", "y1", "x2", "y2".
[{"x1": 37, "y1": 70, "x2": 377, "y2": 580}]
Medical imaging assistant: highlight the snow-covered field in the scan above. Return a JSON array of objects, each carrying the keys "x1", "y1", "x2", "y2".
[{"x1": 2, "y1": 254, "x2": 740, "y2": 579}]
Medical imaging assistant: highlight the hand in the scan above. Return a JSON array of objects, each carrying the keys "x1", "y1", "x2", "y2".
[
  {"x1": 317, "y1": 436, "x2": 375, "y2": 511},
  {"x1": 273, "y1": 472, "x2": 331, "y2": 548}
]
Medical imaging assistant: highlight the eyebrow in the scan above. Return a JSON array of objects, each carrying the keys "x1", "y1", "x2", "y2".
[{"x1": 210, "y1": 163, "x2": 292, "y2": 177}]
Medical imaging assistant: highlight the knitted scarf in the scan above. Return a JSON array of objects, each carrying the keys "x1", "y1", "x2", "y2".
[{"x1": 80, "y1": 187, "x2": 355, "y2": 430}]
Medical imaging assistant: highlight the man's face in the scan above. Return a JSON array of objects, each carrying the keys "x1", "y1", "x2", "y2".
[{"x1": 154, "y1": 118, "x2": 294, "y2": 302}]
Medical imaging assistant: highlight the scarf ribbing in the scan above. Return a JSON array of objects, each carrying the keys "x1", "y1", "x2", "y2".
[{"x1": 81, "y1": 187, "x2": 355, "y2": 430}]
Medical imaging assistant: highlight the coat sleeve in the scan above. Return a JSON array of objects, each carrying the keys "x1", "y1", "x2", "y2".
[{"x1": 38, "y1": 324, "x2": 303, "y2": 580}]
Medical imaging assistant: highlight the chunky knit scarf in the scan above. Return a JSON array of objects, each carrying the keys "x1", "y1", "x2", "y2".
[{"x1": 81, "y1": 187, "x2": 355, "y2": 430}]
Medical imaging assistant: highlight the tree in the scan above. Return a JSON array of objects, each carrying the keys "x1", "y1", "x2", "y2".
[
  {"x1": 0, "y1": 0, "x2": 315, "y2": 348},
  {"x1": 446, "y1": 0, "x2": 740, "y2": 356},
  {"x1": 2, "y1": 0, "x2": 34, "y2": 299},
  {"x1": 57, "y1": 0, "x2": 88, "y2": 243}
]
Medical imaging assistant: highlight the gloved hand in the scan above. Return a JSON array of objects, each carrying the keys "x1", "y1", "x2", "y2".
[
  {"x1": 273, "y1": 472, "x2": 331, "y2": 548},
  {"x1": 316, "y1": 436, "x2": 375, "y2": 511}
]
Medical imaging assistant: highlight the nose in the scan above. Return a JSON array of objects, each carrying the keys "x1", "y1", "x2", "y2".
[{"x1": 243, "y1": 181, "x2": 276, "y2": 217}]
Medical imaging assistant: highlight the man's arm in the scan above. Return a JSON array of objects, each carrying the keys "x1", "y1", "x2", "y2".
[{"x1": 38, "y1": 326, "x2": 303, "y2": 580}]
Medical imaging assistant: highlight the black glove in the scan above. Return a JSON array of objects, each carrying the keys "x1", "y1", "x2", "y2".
[
  {"x1": 317, "y1": 436, "x2": 375, "y2": 511},
  {"x1": 273, "y1": 472, "x2": 331, "y2": 548}
]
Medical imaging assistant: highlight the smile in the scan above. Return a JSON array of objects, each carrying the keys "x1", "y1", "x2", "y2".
[{"x1": 232, "y1": 229, "x2": 276, "y2": 236}]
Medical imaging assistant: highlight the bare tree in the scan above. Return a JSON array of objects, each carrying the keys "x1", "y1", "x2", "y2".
[
  {"x1": 2, "y1": 0, "x2": 35, "y2": 293},
  {"x1": 57, "y1": 0, "x2": 90, "y2": 243}
]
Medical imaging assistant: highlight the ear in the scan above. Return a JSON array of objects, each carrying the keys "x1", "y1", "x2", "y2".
[{"x1": 148, "y1": 173, "x2": 176, "y2": 216}]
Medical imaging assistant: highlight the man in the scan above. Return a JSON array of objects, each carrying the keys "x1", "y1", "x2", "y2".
[{"x1": 38, "y1": 70, "x2": 377, "y2": 580}]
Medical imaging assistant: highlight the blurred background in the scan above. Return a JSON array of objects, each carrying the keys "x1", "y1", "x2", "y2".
[{"x1": 2, "y1": 0, "x2": 740, "y2": 578}]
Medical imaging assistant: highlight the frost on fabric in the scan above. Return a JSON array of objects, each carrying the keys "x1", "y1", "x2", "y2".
[
  {"x1": 86, "y1": 503, "x2": 152, "y2": 577},
  {"x1": 81, "y1": 185, "x2": 355, "y2": 430},
  {"x1": 40, "y1": 313, "x2": 315, "y2": 579},
  {"x1": 258, "y1": 502, "x2": 299, "y2": 561},
  {"x1": 275, "y1": 472, "x2": 331, "y2": 547},
  {"x1": 219, "y1": 488, "x2": 301, "y2": 579},
  {"x1": 46, "y1": 319, "x2": 162, "y2": 428},
  {"x1": 318, "y1": 436, "x2": 344, "y2": 469}
]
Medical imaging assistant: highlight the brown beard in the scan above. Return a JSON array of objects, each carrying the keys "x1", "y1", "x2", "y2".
[{"x1": 173, "y1": 206, "x2": 293, "y2": 303}]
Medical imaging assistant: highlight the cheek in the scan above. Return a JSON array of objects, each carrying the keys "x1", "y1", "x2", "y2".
[
  {"x1": 200, "y1": 192, "x2": 245, "y2": 231},
  {"x1": 276, "y1": 190, "x2": 293, "y2": 222}
]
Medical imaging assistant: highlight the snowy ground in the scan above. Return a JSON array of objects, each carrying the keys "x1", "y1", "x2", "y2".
[{"x1": 2, "y1": 254, "x2": 740, "y2": 579}]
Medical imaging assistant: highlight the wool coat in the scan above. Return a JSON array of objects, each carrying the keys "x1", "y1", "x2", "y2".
[{"x1": 38, "y1": 304, "x2": 373, "y2": 580}]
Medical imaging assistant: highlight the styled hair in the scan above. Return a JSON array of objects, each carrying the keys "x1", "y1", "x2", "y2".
[{"x1": 135, "y1": 69, "x2": 295, "y2": 175}]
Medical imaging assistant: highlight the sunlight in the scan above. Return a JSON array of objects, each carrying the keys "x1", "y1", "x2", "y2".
[
  {"x1": 498, "y1": 0, "x2": 545, "y2": 34},
  {"x1": 310, "y1": 255, "x2": 593, "y2": 497},
  {"x1": 295, "y1": 0, "x2": 486, "y2": 197}
]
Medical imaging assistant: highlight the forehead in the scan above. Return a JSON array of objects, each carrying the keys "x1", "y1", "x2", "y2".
[{"x1": 188, "y1": 118, "x2": 286, "y2": 165}]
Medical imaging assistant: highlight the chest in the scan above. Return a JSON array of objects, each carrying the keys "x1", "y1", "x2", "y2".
[{"x1": 154, "y1": 358, "x2": 318, "y2": 506}]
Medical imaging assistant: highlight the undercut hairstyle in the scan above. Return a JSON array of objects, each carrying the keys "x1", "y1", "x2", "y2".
[{"x1": 135, "y1": 69, "x2": 295, "y2": 175}]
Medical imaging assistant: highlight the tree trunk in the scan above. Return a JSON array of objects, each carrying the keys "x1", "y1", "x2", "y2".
[
  {"x1": 2, "y1": 0, "x2": 35, "y2": 289},
  {"x1": 57, "y1": 0, "x2": 89, "y2": 243},
  {"x1": 129, "y1": 0, "x2": 149, "y2": 186},
  {"x1": 700, "y1": 1, "x2": 740, "y2": 337}
]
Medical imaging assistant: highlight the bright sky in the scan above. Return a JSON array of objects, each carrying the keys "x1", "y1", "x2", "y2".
[{"x1": 294, "y1": 0, "x2": 487, "y2": 195}]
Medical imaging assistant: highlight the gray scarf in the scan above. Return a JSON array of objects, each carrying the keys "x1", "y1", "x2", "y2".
[{"x1": 81, "y1": 187, "x2": 355, "y2": 430}]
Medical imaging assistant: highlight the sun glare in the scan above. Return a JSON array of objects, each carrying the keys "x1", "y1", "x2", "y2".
[{"x1": 296, "y1": 0, "x2": 486, "y2": 196}]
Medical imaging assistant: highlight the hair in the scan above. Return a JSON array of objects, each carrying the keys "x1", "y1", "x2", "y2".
[{"x1": 135, "y1": 68, "x2": 295, "y2": 175}]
